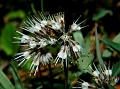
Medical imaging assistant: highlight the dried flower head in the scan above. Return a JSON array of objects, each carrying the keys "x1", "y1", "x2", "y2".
[{"x1": 14, "y1": 12, "x2": 86, "y2": 75}]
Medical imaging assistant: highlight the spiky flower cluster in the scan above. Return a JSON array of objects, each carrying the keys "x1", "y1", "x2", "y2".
[
  {"x1": 14, "y1": 12, "x2": 86, "y2": 75},
  {"x1": 73, "y1": 63, "x2": 119, "y2": 89}
]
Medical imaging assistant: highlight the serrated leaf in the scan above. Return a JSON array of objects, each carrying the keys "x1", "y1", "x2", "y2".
[
  {"x1": 93, "y1": 8, "x2": 113, "y2": 21},
  {"x1": 0, "y1": 68, "x2": 14, "y2": 89},
  {"x1": 112, "y1": 61, "x2": 120, "y2": 77},
  {"x1": 0, "y1": 23, "x2": 19, "y2": 55}
]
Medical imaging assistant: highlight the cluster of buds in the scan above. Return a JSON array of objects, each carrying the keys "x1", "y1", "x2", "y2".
[
  {"x1": 14, "y1": 12, "x2": 86, "y2": 75},
  {"x1": 73, "y1": 62, "x2": 119, "y2": 89}
]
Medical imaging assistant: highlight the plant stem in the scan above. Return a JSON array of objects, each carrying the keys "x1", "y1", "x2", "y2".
[
  {"x1": 63, "y1": 59, "x2": 68, "y2": 89},
  {"x1": 41, "y1": 0, "x2": 44, "y2": 13},
  {"x1": 48, "y1": 63, "x2": 53, "y2": 88}
]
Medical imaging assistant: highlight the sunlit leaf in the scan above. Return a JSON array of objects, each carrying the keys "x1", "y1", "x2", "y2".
[
  {"x1": 0, "y1": 23, "x2": 19, "y2": 55},
  {"x1": 5, "y1": 10, "x2": 25, "y2": 22}
]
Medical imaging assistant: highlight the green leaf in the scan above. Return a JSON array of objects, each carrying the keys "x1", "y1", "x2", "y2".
[
  {"x1": 95, "y1": 27, "x2": 104, "y2": 66},
  {"x1": 102, "y1": 50, "x2": 112, "y2": 58},
  {"x1": 9, "y1": 62, "x2": 24, "y2": 89},
  {"x1": 5, "y1": 10, "x2": 25, "y2": 21},
  {"x1": 101, "y1": 38, "x2": 120, "y2": 52},
  {"x1": 0, "y1": 68, "x2": 14, "y2": 89},
  {"x1": 84, "y1": 34, "x2": 91, "y2": 51},
  {"x1": 102, "y1": 33, "x2": 120, "y2": 57},
  {"x1": 0, "y1": 23, "x2": 19, "y2": 55},
  {"x1": 73, "y1": 31, "x2": 84, "y2": 46},
  {"x1": 113, "y1": 33, "x2": 120, "y2": 43},
  {"x1": 93, "y1": 8, "x2": 113, "y2": 21},
  {"x1": 112, "y1": 61, "x2": 120, "y2": 77},
  {"x1": 108, "y1": 85, "x2": 115, "y2": 89},
  {"x1": 78, "y1": 52, "x2": 94, "y2": 70}
]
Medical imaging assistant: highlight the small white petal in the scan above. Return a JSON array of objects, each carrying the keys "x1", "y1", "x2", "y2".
[
  {"x1": 104, "y1": 69, "x2": 112, "y2": 76},
  {"x1": 41, "y1": 20, "x2": 47, "y2": 27},
  {"x1": 29, "y1": 41, "x2": 37, "y2": 48},
  {"x1": 51, "y1": 22, "x2": 61, "y2": 30},
  {"x1": 38, "y1": 39, "x2": 47, "y2": 48},
  {"x1": 48, "y1": 38, "x2": 57, "y2": 45},
  {"x1": 57, "y1": 46, "x2": 67, "y2": 59},
  {"x1": 71, "y1": 23, "x2": 81, "y2": 31},
  {"x1": 92, "y1": 70, "x2": 100, "y2": 77},
  {"x1": 21, "y1": 35, "x2": 30, "y2": 43},
  {"x1": 72, "y1": 44, "x2": 81, "y2": 52},
  {"x1": 81, "y1": 82, "x2": 89, "y2": 89}
]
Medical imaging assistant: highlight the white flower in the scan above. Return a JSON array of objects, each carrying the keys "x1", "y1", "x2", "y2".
[
  {"x1": 29, "y1": 52, "x2": 52, "y2": 75},
  {"x1": 72, "y1": 80, "x2": 94, "y2": 89},
  {"x1": 21, "y1": 35, "x2": 31, "y2": 43},
  {"x1": 104, "y1": 69, "x2": 112, "y2": 76},
  {"x1": 14, "y1": 12, "x2": 86, "y2": 75},
  {"x1": 81, "y1": 82, "x2": 89, "y2": 89},
  {"x1": 40, "y1": 52, "x2": 52, "y2": 65},
  {"x1": 40, "y1": 20, "x2": 47, "y2": 27},
  {"x1": 87, "y1": 63, "x2": 118, "y2": 87},
  {"x1": 29, "y1": 40, "x2": 37, "y2": 48},
  {"x1": 92, "y1": 70, "x2": 100, "y2": 77},
  {"x1": 72, "y1": 43, "x2": 82, "y2": 53},
  {"x1": 38, "y1": 38, "x2": 47, "y2": 48},
  {"x1": 48, "y1": 37, "x2": 57, "y2": 45},
  {"x1": 71, "y1": 23, "x2": 81, "y2": 31},
  {"x1": 54, "y1": 45, "x2": 68, "y2": 65}
]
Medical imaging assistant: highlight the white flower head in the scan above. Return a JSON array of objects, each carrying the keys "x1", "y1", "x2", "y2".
[
  {"x1": 14, "y1": 12, "x2": 86, "y2": 75},
  {"x1": 87, "y1": 62, "x2": 119, "y2": 87}
]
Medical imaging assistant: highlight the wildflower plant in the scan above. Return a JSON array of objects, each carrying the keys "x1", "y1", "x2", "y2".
[
  {"x1": 72, "y1": 27, "x2": 120, "y2": 89},
  {"x1": 14, "y1": 12, "x2": 86, "y2": 75}
]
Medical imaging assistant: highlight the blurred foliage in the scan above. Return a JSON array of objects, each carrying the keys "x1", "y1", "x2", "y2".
[{"x1": 0, "y1": 0, "x2": 120, "y2": 89}]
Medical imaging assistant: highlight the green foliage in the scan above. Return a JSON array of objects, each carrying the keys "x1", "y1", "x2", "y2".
[
  {"x1": 9, "y1": 62, "x2": 24, "y2": 89},
  {"x1": 102, "y1": 33, "x2": 120, "y2": 57},
  {"x1": 0, "y1": 68, "x2": 14, "y2": 89},
  {"x1": 0, "y1": 23, "x2": 19, "y2": 56},
  {"x1": 5, "y1": 10, "x2": 26, "y2": 21},
  {"x1": 112, "y1": 61, "x2": 120, "y2": 77},
  {"x1": 95, "y1": 27, "x2": 104, "y2": 66},
  {"x1": 102, "y1": 38, "x2": 120, "y2": 52},
  {"x1": 78, "y1": 53, "x2": 94, "y2": 71},
  {"x1": 73, "y1": 31, "x2": 84, "y2": 45},
  {"x1": 93, "y1": 8, "x2": 113, "y2": 21}
]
